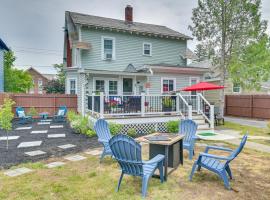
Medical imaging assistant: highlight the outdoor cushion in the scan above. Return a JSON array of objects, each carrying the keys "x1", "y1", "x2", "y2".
[
  {"x1": 58, "y1": 109, "x2": 65, "y2": 116},
  {"x1": 17, "y1": 111, "x2": 25, "y2": 118}
]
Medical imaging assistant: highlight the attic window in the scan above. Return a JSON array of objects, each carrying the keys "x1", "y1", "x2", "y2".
[
  {"x1": 143, "y1": 43, "x2": 152, "y2": 56},
  {"x1": 102, "y1": 36, "x2": 115, "y2": 60}
]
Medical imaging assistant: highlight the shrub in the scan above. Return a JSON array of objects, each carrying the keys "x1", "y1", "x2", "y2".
[
  {"x1": 109, "y1": 123, "x2": 123, "y2": 135},
  {"x1": 166, "y1": 120, "x2": 180, "y2": 133},
  {"x1": 27, "y1": 107, "x2": 38, "y2": 117},
  {"x1": 67, "y1": 110, "x2": 78, "y2": 122},
  {"x1": 127, "y1": 128, "x2": 137, "y2": 138},
  {"x1": 85, "y1": 129, "x2": 96, "y2": 137}
]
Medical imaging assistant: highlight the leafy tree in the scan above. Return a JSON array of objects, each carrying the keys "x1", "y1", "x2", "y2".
[
  {"x1": 4, "y1": 51, "x2": 33, "y2": 93},
  {"x1": 44, "y1": 63, "x2": 65, "y2": 94},
  {"x1": 189, "y1": 0, "x2": 267, "y2": 115},
  {"x1": 194, "y1": 43, "x2": 215, "y2": 62},
  {"x1": 230, "y1": 35, "x2": 270, "y2": 90},
  {"x1": 0, "y1": 98, "x2": 15, "y2": 149}
]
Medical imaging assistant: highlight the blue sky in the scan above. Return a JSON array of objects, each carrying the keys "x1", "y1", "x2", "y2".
[{"x1": 0, "y1": 0, "x2": 269, "y2": 67}]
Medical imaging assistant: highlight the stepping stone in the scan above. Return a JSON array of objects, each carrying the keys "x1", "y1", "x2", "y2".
[
  {"x1": 17, "y1": 141, "x2": 42, "y2": 148},
  {"x1": 50, "y1": 125, "x2": 63, "y2": 129},
  {"x1": 15, "y1": 127, "x2": 32, "y2": 130},
  {"x1": 45, "y1": 161, "x2": 65, "y2": 168},
  {"x1": 25, "y1": 150, "x2": 46, "y2": 156},
  {"x1": 41, "y1": 119, "x2": 52, "y2": 122},
  {"x1": 38, "y1": 122, "x2": 50, "y2": 125},
  {"x1": 4, "y1": 167, "x2": 33, "y2": 177},
  {"x1": 48, "y1": 134, "x2": 66, "y2": 138},
  {"x1": 58, "y1": 144, "x2": 76, "y2": 149},
  {"x1": 65, "y1": 155, "x2": 86, "y2": 162},
  {"x1": 0, "y1": 136, "x2": 20, "y2": 141},
  {"x1": 31, "y1": 130, "x2": 48, "y2": 134},
  {"x1": 85, "y1": 149, "x2": 102, "y2": 156}
]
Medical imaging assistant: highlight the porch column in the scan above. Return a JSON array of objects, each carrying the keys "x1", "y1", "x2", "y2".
[{"x1": 77, "y1": 72, "x2": 86, "y2": 115}]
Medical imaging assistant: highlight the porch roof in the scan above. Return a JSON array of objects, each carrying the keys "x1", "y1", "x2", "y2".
[{"x1": 83, "y1": 68, "x2": 150, "y2": 76}]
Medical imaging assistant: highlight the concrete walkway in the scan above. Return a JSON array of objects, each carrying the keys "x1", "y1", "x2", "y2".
[
  {"x1": 224, "y1": 116, "x2": 268, "y2": 128},
  {"x1": 227, "y1": 138, "x2": 270, "y2": 153}
]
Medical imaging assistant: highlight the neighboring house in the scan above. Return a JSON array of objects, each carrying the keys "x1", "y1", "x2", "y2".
[
  {"x1": 26, "y1": 66, "x2": 57, "y2": 94},
  {"x1": 0, "y1": 38, "x2": 9, "y2": 92},
  {"x1": 63, "y1": 5, "x2": 209, "y2": 115}
]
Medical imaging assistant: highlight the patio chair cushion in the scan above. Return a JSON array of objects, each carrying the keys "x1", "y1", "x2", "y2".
[
  {"x1": 58, "y1": 109, "x2": 65, "y2": 116},
  {"x1": 201, "y1": 156, "x2": 225, "y2": 171},
  {"x1": 17, "y1": 111, "x2": 25, "y2": 118}
]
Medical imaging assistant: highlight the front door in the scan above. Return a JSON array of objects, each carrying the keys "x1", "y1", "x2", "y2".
[{"x1": 123, "y1": 78, "x2": 133, "y2": 95}]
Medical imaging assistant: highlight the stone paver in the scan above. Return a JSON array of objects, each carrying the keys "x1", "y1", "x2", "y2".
[
  {"x1": 0, "y1": 136, "x2": 20, "y2": 141},
  {"x1": 84, "y1": 149, "x2": 102, "y2": 156},
  {"x1": 4, "y1": 167, "x2": 33, "y2": 177},
  {"x1": 48, "y1": 134, "x2": 66, "y2": 138},
  {"x1": 31, "y1": 130, "x2": 48, "y2": 134},
  {"x1": 17, "y1": 141, "x2": 42, "y2": 148},
  {"x1": 25, "y1": 150, "x2": 46, "y2": 156},
  {"x1": 65, "y1": 155, "x2": 87, "y2": 162},
  {"x1": 50, "y1": 125, "x2": 64, "y2": 129},
  {"x1": 58, "y1": 144, "x2": 76, "y2": 149},
  {"x1": 38, "y1": 122, "x2": 50, "y2": 125},
  {"x1": 15, "y1": 127, "x2": 32, "y2": 130},
  {"x1": 45, "y1": 161, "x2": 65, "y2": 168}
]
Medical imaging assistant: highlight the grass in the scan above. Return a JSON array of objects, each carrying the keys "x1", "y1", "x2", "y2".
[
  {"x1": 221, "y1": 121, "x2": 270, "y2": 136},
  {"x1": 0, "y1": 144, "x2": 270, "y2": 200}
]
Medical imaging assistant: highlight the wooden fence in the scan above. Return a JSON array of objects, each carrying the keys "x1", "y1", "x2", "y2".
[
  {"x1": 0, "y1": 93, "x2": 77, "y2": 116},
  {"x1": 225, "y1": 95, "x2": 270, "y2": 119}
]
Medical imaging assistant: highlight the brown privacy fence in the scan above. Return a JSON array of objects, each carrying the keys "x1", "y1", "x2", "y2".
[
  {"x1": 0, "y1": 93, "x2": 77, "y2": 116},
  {"x1": 225, "y1": 95, "x2": 270, "y2": 119}
]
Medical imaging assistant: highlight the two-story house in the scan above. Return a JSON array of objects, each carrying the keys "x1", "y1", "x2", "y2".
[{"x1": 63, "y1": 5, "x2": 210, "y2": 126}]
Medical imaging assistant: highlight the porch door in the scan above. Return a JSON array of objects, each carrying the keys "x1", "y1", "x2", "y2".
[
  {"x1": 123, "y1": 78, "x2": 133, "y2": 95},
  {"x1": 190, "y1": 77, "x2": 200, "y2": 111}
]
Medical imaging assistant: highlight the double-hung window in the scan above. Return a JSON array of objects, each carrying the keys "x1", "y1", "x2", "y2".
[
  {"x1": 143, "y1": 42, "x2": 152, "y2": 56},
  {"x1": 161, "y1": 78, "x2": 175, "y2": 93},
  {"x1": 102, "y1": 37, "x2": 115, "y2": 60},
  {"x1": 233, "y1": 83, "x2": 241, "y2": 93},
  {"x1": 69, "y1": 79, "x2": 76, "y2": 94}
]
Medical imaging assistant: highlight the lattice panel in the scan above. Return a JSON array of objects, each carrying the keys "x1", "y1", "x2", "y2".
[{"x1": 120, "y1": 122, "x2": 168, "y2": 135}]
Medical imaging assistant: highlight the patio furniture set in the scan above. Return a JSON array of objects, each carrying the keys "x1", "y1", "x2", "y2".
[
  {"x1": 94, "y1": 118, "x2": 247, "y2": 197},
  {"x1": 15, "y1": 106, "x2": 67, "y2": 124}
]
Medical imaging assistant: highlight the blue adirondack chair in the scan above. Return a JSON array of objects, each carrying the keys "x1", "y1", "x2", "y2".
[
  {"x1": 94, "y1": 119, "x2": 113, "y2": 161},
  {"x1": 109, "y1": 134, "x2": 165, "y2": 197},
  {"x1": 189, "y1": 134, "x2": 248, "y2": 189},
  {"x1": 16, "y1": 107, "x2": 32, "y2": 124},
  {"x1": 53, "y1": 106, "x2": 67, "y2": 122},
  {"x1": 179, "y1": 119, "x2": 198, "y2": 160}
]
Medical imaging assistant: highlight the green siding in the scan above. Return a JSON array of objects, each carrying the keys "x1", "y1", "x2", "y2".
[{"x1": 81, "y1": 28, "x2": 187, "y2": 71}]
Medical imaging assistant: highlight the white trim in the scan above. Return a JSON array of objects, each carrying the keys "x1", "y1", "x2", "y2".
[
  {"x1": 160, "y1": 77, "x2": 176, "y2": 94},
  {"x1": 93, "y1": 77, "x2": 119, "y2": 95},
  {"x1": 67, "y1": 77, "x2": 77, "y2": 94},
  {"x1": 142, "y1": 42, "x2": 152, "y2": 56},
  {"x1": 101, "y1": 36, "x2": 116, "y2": 60}
]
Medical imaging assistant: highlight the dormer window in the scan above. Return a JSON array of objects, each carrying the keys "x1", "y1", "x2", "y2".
[
  {"x1": 102, "y1": 36, "x2": 115, "y2": 60},
  {"x1": 143, "y1": 42, "x2": 152, "y2": 56}
]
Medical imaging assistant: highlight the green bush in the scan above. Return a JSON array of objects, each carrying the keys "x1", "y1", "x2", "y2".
[
  {"x1": 85, "y1": 129, "x2": 96, "y2": 137},
  {"x1": 109, "y1": 123, "x2": 123, "y2": 135},
  {"x1": 67, "y1": 110, "x2": 78, "y2": 122},
  {"x1": 27, "y1": 107, "x2": 38, "y2": 117},
  {"x1": 166, "y1": 120, "x2": 180, "y2": 133},
  {"x1": 127, "y1": 128, "x2": 137, "y2": 138}
]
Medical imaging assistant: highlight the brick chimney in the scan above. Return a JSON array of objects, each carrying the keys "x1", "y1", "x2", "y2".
[{"x1": 125, "y1": 5, "x2": 133, "y2": 23}]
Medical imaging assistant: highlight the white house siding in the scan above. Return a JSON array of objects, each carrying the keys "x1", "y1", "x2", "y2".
[
  {"x1": 80, "y1": 28, "x2": 187, "y2": 71},
  {"x1": 0, "y1": 50, "x2": 4, "y2": 92}
]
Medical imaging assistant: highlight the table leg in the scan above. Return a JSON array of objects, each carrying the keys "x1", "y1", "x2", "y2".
[
  {"x1": 164, "y1": 145, "x2": 169, "y2": 181},
  {"x1": 180, "y1": 139, "x2": 183, "y2": 165}
]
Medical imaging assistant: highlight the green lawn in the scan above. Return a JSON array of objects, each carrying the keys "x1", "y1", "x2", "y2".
[
  {"x1": 221, "y1": 121, "x2": 270, "y2": 136},
  {"x1": 0, "y1": 144, "x2": 270, "y2": 199}
]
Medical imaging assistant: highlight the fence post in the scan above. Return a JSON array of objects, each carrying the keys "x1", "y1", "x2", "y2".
[
  {"x1": 100, "y1": 92, "x2": 104, "y2": 119},
  {"x1": 141, "y1": 92, "x2": 145, "y2": 117},
  {"x1": 197, "y1": 93, "x2": 201, "y2": 114},
  {"x1": 210, "y1": 105, "x2": 214, "y2": 129},
  {"x1": 188, "y1": 105, "x2": 192, "y2": 120},
  {"x1": 91, "y1": 92, "x2": 95, "y2": 115},
  {"x1": 176, "y1": 92, "x2": 180, "y2": 114}
]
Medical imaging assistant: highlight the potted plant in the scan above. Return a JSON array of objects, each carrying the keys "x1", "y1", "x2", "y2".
[
  {"x1": 162, "y1": 96, "x2": 173, "y2": 112},
  {"x1": 27, "y1": 107, "x2": 38, "y2": 119}
]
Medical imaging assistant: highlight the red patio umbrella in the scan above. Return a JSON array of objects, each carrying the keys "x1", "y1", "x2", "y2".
[{"x1": 181, "y1": 82, "x2": 225, "y2": 91}]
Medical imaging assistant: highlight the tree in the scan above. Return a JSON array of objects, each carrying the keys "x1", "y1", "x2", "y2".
[
  {"x1": 230, "y1": 35, "x2": 270, "y2": 90},
  {"x1": 4, "y1": 51, "x2": 33, "y2": 93},
  {"x1": 0, "y1": 98, "x2": 15, "y2": 150},
  {"x1": 44, "y1": 63, "x2": 65, "y2": 94},
  {"x1": 194, "y1": 43, "x2": 215, "y2": 61},
  {"x1": 189, "y1": 0, "x2": 267, "y2": 116}
]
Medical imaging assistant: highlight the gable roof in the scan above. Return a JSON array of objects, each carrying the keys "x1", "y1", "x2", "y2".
[
  {"x1": 0, "y1": 38, "x2": 9, "y2": 51},
  {"x1": 67, "y1": 11, "x2": 192, "y2": 40}
]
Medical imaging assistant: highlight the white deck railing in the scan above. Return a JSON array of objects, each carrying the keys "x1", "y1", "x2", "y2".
[{"x1": 87, "y1": 92, "x2": 192, "y2": 120}]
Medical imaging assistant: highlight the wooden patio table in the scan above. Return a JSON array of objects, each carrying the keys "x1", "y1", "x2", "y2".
[{"x1": 136, "y1": 132, "x2": 184, "y2": 181}]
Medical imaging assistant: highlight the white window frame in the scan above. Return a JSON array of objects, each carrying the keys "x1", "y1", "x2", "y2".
[
  {"x1": 67, "y1": 78, "x2": 77, "y2": 95},
  {"x1": 142, "y1": 42, "x2": 152, "y2": 56},
  {"x1": 232, "y1": 83, "x2": 241, "y2": 94},
  {"x1": 121, "y1": 76, "x2": 135, "y2": 95},
  {"x1": 101, "y1": 36, "x2": 116, "y2": 60},
  {"x1": 160, "y1": 77, "x2": 176, "y2": 94},
  {"x1": 189, "y1": 77, "x2": 200, "y2": 95},
  {"x1": 93, "y1": 77, "x2": 119, "y2": 95}
]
